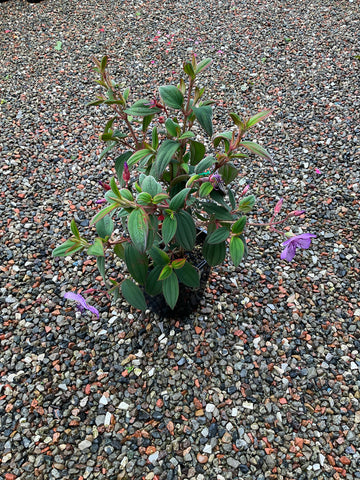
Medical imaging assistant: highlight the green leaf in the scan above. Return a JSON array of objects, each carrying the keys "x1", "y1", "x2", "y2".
[
  {"x1": 230, "y1": 236, "x2": 245, "y2": 266},
  {"x1": 96, "y1": 215, "x2": 114, "y2": 238},
  {"x1": 87, "y1": 99, "x2": 104, "y2": 107},
  {"x1": 159, "y1": 264, "x2": 173, "y2": 281},
  {"x1": 52, "y1": 239, "x2": 83, "y2": 257},
  {"x1": 189, "y1": 140, "x2": 206, "y2": 166},
  {"x1": 146, "y1": 214, "x2": 158, "y2": 250},
  {"x1": 124, "y1": 99, "x2": 161, "y2": 116},
  {"x1": 199, "y1": 182, "x2": 213, "y2": 197},
  {"x1": 141, "y1": 175, "x2": 163, "y2": 196},
  {"x1": 97, "y1": 256, "x2": 106, "y2": 282},
  {"x1": 151, "y1": 140, "x2": 180, "y2": 177},
  {"x1": 203, "y1": 240, "x2": 226, "y2": 266},
  {"x1": 228, "y1": 188, "x2": 236, "y2": 210},
  {"x1": 195, "y1": 156, "x2": 216, "y2": 174},
  {"x1": 162, "y1": 215, "x2": 177, "y2": 245},
  {"x1": 162, "y1": 272, "x2": 179, "y2": 309},
  {"x1": 87, "y1": 237, "x2": 104, "y2": 256},
  {"x1": 128, "y1": 208, "x2": 149, "y2": 253},
  {"x1": 207, "y1": 227, "x2": 230, "y2": 244},
  {"x1": 165, "y1": 118, "x2": 180, "y2": 137},
  {"x1": 114, "y1": 243, "x2": 125, "y2": 260},
  {"x1": 121, "y1": 279, "x2": 147, "y2": 310},
  {"x1": 175, "y1": 261, "x2": 200, "y2": 288},
  {"x1": 123, "y1": 87, "x2": 130, "y2": 101},
  {"x1": 124, "y1": 243, "x2": 148, "y2": 284},
  {"x1": 219, "y1": 162, "x2": 238, "y2": 185},
  {"x1": 152, "y1": 126, "x2": 159, "y2": 150},
  {"x1": 54, "y1": 41, "x2": 62, "y2": 51},
  {"x1": 229, "y1": 112, "x2": 242, "y2": 127},
  {"x1": 115, "y1": 151, "x2": 133, "y2": 185},
  {"x1": 179, "y1": 131, "x2": 195, "y2": 140},
  {"x1": 239, "y1": 141, "x2": 272, "y2": 161},
  {"x1": 183, "y1": 62, "x2": 195, "y2": 79},
  {"x1": 137, "y1": 192, "x2": 153, "y2": 205},
  {"x1": 195, "y1": 58, "x2": 212, "y2": 74},
  {"x1": 246, "y1": 110, "x2": 272, "y2": 129},
  {"x1": 99, "y1": 141, "x2": 116, "y2": 160},
  {"x1": 213, "y1": 131, "x2": 233, "y2": 149},
  {"x1": 238, "y1": 195, "x2": 256, "y2": 213},
  {"x1": 127, "y1": 149, "x2": 153, "y2": 168},
  {"x1": 145, "y1": 266, "x2": 163, "y2": 296},
  {"x1": 232, "y1": 216, "x2": 247, "y2": 234},
  {"x1": 119, "y1": 188, "x2": 133, "y2": 201},
  {"x1": 202, "y1": 203, "x2": 232, "y2": 221},
  {"x1": 70, "y1": 219, "x2": 80, "y2": 239},
  {"x1": 169, "y1": 188, "x2": 191, "y2": 210},
  {"x1": 142, "y1": 114, "x2": 154, "y2": 133},
  {"x1": 172, "y1": 258, "x2": 186, "y2": 270},
  {"x1": 159, "y1": 85, "x2": 184, "y2": 109},
  {"x1": 149, "y1": 246, "x2": 170, "y2": 266},
  {"x1": 153, "y1": 193, "x2": 169, "y2": 204},
  {"x1": 91, "y1": 204, "x2": 118, "y2": 225},
  {"x1": 110, "y1": 177, "x2": 122, "y2": 199},
  {"x1": 175, "y1": 210, "x2": 196, "y2": 250},
  {"x1": 192, "y1": 106, "x2": 213, "y2": 136}
]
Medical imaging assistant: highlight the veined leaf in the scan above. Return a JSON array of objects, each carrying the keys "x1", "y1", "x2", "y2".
[
  {"x1": 207, "y1": 227, "x2": 230, "y2": 244},
  {"x1": 96, "y1": 215, "x2": 114, "y2": 238},
  {"x1": 159, "y1": 85, "x2": 184, "y2": 109},
  {"x1": 121, "y1": 279, "x2": 147, "y2": 310},
  {"x1": 195, "y1": 58, "x2": 212, "y2": 74},
  {"x1": 87, "y1": 237, "x2": 104, "y2": 256},
  {"x1": 232, "y1": 216, "x2": 246, "y2": 234},
  {"x1": 219, "y1": 162, "x2": 238, "y2": 185},
  {"x1": 169, "y1": 188, "x2": 191, "y2": 210},
  {"x1": 165, "y1": 118, "x2": 181, "y2": 137},
  {"x1": 128, "y1": 208, "x2": 149, "y2": 253},
  {"x1": 175, "y1": 210, "x2": 196, "y2": 250},
  {"x1": 91, "y1": 203, "x2": 118, "y2": 225},
  {"x1": 145, "y1": 266, "x2": 163, "y2": 296},
  {"x1": 175, "y1": 261, "x2": 200, "y2": 288},
  {"x1": 162, "y1": 215, "x2": 177, "y2": 245},
  {"x1": 149, "y1": 246, "x2": 170, "y2": 266},
  {"x1": 159, "y1": 264, "x2": 173, "y2": 281},
  {"x1": 203, "y1": 239, "x2": 226, "y2": 266},
  {"x1": 115, "y1": 151, "x2": 132, "y2": 185},
  {"x1": 237, "y1": 195, "x2": 256, "y2": 213},
  {"x1": 162, "y1": 272, "x2": 179, "y2": 309},
  {"x1": 239, "y1": 141, "x2": 272, "y2": 161},
  {"x1": 151, "y1": 140, "x2": 180, "y2": 177},
  {"x1": 246, "y1": 110, "x2": 272, "y2": 129},
  {"x1": 195, "y1": 156, "x2": 216, "y2": 174},
  {"x1": 199, "y1": 182, "x2": 213, "y2": 197},
  {"x1": 127, "y1": 149, "x2": 153, "y2": 168},
  {"x1": 52, "y1": 239, "x2": 83, "y2": 257},
  {"x1": 125, "y1": 243, "x2": 148, "y2": 284},
  {"x1": 190, "y1": 140, "x2": 205, "y2": 166},
  {"x1": 124, "y1": 99, "x2": 161, "y2": 116},
  {"x1": 230, "y1": 236, "x2": 245, "y2": 266},
  {"x1": 141, "y1": 175, "x2": 163, "y2": 196},
  {"x1": 179, "y1": 131, "x2": 195, "y2": 140},
  {"x1": 70, "y1": 219, "x2": 80, "y2": 239},
  {"x1": 192, "y1": 106, "x2": 213, "y2": 136}
]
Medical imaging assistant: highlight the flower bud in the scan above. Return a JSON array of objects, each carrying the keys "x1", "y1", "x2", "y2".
[
  {"x1": 241, "y1": 184, "x2": 250, "y2": 196},
  {"x1": 274, "y1": 198, "x2": 284, "y2": 215},
  {"x1": 289, "y1": 210, "x2": 305, "y2": 217},
  {"x1": 99, "y1": 181, "x2": 111, "y2": 191},
  {"x1": 123, "y1": 162, "x2": 130, "y2": 183}
]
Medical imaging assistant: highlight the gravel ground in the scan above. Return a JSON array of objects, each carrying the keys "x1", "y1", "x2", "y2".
[{"x1": 1, "y1": 0, "x2": 360, "y2": 479}]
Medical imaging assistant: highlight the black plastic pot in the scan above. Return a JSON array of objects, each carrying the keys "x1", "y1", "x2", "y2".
[{"x1": 144, "y1": 231, "x2": 211, "y2": 318}]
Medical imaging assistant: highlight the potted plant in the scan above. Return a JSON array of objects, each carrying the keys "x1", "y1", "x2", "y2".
[{"x1": 53, "y1": 55, "x2": 315, "y2": 316}]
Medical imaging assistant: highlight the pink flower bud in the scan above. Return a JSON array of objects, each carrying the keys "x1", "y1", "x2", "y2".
[
  {"x1": 274, "y1": 198, "x2": 284, "y2": 215},
  {"x1": 241, "y1": 184, "x2": 250, "y2": 196},
  {"x1": 290, "y1": 210, "x2": 306, "y2": 217},
  {"x1": 123, "y1": 162, "x2": 130, "y2": 183}
]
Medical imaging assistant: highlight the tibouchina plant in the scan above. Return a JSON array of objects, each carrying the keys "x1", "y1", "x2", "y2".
[{"x1": 54, "y1": 55, "x2": 316, "y2": 313}]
